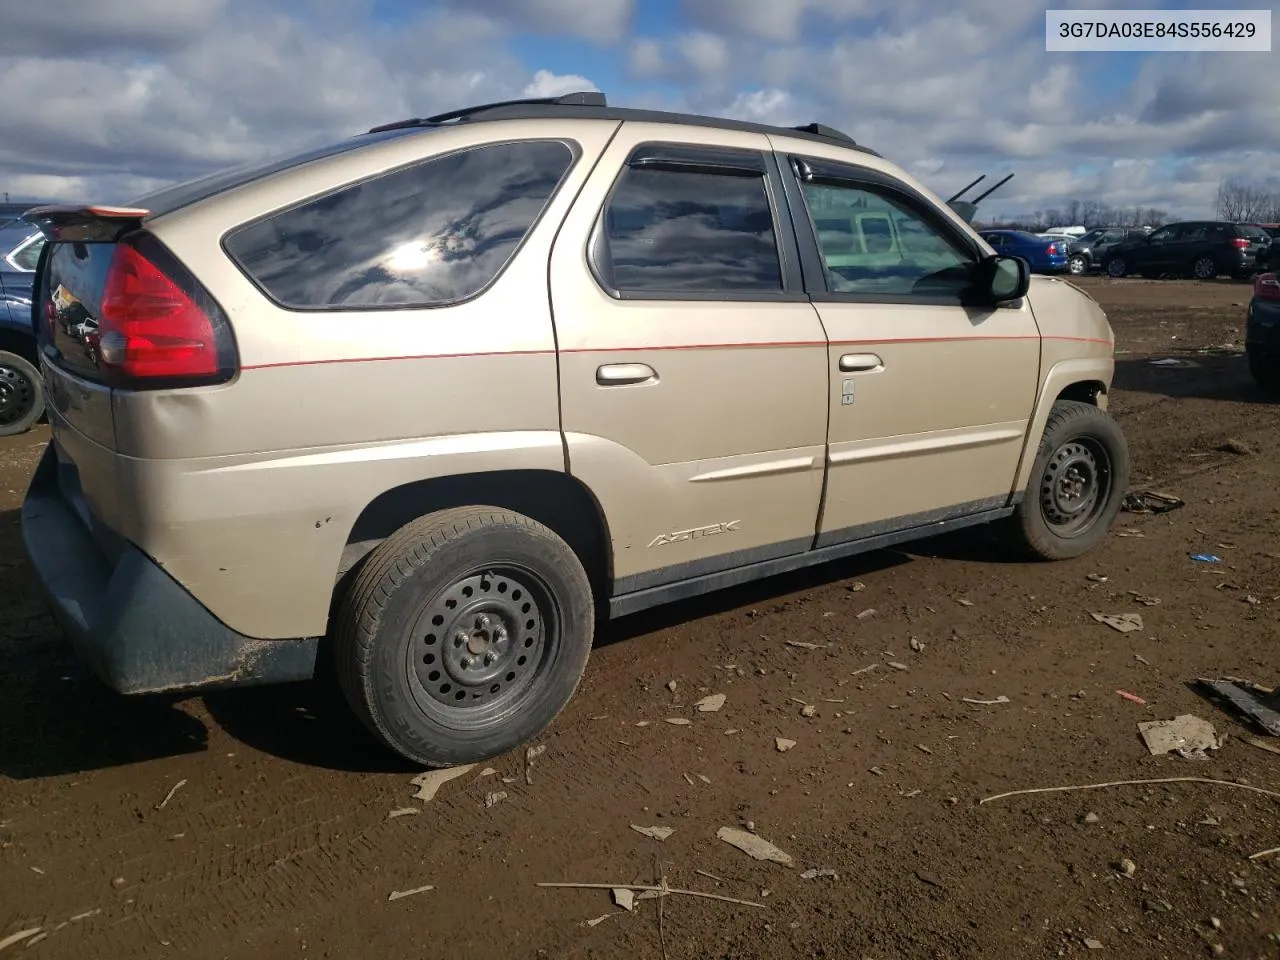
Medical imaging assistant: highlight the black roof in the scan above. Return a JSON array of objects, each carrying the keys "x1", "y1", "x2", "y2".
[{"x1": 367, "y1": 91, "x2": 880, "y2": 157}]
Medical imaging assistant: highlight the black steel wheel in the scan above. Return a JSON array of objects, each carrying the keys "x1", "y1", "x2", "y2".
[
  {"x1": 1004, "y1": 400, "x2": 1131, "y2": 560},
  {"x1": 0, "y1": 349, "x2": 42, "y2": 437},
  {"x1": 335, "y1": 506, "x2": 594, "y2": 768},
  {"x1": 1038, "y1": 438, "x2": 1110, "y2": 538},
  {"x1": 409, "y1": 567, "x2": 556, "y2": 725}
]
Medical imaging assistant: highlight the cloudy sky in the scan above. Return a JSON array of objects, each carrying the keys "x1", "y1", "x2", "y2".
[{"x1": 1, "y1": 0, "x2": 1276, "y2": 220}]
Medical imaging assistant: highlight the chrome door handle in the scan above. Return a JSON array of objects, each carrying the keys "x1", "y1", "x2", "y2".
[
  {"x1": 596, "y1": 362, "x2": 657, "y2": 386},
  {"x1": 839, "y1": 353, "x2": 882, "y2": 372}
]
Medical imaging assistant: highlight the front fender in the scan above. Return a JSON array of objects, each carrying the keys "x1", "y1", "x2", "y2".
[{"x1": 1012, "y1": 356, "x2": 1115, "y2": 493}]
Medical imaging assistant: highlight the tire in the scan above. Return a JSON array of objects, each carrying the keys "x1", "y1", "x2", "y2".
[
  {"x1": 1004, "y1": 400, "x2": 1130, "y2": 561},
  {"x1": 1249, "y1": 349, "x2": 1280, "y2": 394},
  {"x1": 334, "y1": 506, "x2": 595, "y2": 768},
  {"x1": 1067, "y1": 254, "x2": 1088, "y2": 276},
  {"x1": 1191, "y1": 255, "x2": 1218, "y2": 280},
  {"x1": 1105, "y1": 257, "x2": 1127, "y2": 278},
  {"x1": 0, "y1": 349, "x2": 43, "y2": 437}
]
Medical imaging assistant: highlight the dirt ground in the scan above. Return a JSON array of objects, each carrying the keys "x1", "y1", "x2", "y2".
[{"x1": 1, "y1": 276, "x2": 1278, "y2": 960}]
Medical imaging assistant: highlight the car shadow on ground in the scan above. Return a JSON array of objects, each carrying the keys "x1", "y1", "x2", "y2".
[
  {"x1": 1113, "y1": 352, "x2": 1277, "y2": 405},
  {"x1": 0, "y1": 512, "x2": 1046, "y2": 777},
  {"x1": 0, "y1": 509, "x2": 211, "y2": 780}
]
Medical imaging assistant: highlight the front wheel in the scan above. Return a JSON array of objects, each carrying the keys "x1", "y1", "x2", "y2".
[
  {"x1": 1067, "y1": 254, "x2": 1088, "y2": 276},
  {"x1": 334, "y1": 506, "x2": 595, "y2": 768},
  {"x1": 0, "y1": 350, "x2": 43, "y2": 437},
  {"x1": 1003, "y1": 400, "x2": 1130, "y2": 560},
  {"x1": 1105, "y1": 258, "x2": 1127, "y2": 278}
]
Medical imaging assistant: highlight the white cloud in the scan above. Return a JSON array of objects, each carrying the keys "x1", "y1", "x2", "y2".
[
  {"x1": 459, "y1": 0, "x2": 633, "y2": 42},
  {"x1": 628, "y1": 38, "x2": 666, "y2": 80},
  {"x1": 522, "y1": 70, "x2": 598, "y2": 98},
  {"x1": 0, "y1": 0, "x2": 228, "y2": 55},
  {"x1": 682, "y1": 0, "x2": 874, "y2": 43}
]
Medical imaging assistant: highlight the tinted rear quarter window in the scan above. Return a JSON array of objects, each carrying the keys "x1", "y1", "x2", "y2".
[
  {"x1": 224, "y1": 139, "x2": 576, "y2": 309},
  {"x1": 597, "y1": 164, "x2": 783, "y2": 293}
]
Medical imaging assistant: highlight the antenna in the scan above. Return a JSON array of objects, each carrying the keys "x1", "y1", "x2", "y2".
[
  {"x1": 971, "y1": 173, "x2": 1014, "y2": 205},
  {"x1": 947, "y1": 176, "x2": 985, "y2": 204}
]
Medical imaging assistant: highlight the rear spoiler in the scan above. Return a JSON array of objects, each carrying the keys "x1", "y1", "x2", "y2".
[{"x1": 22, "y1": 204, "x2": 151, "y2": 243}]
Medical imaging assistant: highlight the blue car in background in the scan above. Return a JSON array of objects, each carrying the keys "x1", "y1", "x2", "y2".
[
  {"x1": 0, "y1": 218, "x2": 47, "y2": 435},
  {"x1": 979, "y1": 229, "x2": 1069, "y2": 274}
]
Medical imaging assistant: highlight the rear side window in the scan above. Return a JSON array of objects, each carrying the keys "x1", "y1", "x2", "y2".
[
  {"x1": 12, "y1": 237, "x2": 45, "y2": 271},
  {"x1": 596, "y1": 159, "x2": 783, "y2": 293},
  {"x1": 224, "y1": 140, "x2": 576, "y2": 309}
]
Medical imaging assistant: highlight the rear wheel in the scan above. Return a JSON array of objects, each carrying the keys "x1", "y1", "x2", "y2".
[
  {"x1": 0, "y1": 350, "x2": 43, "y2": 437},
  {"x1": 1191, "y1": 255, "x2": 1218, "y2": 280},
  {"x1": 1004, "y1": 400, "x2": 1130, "y2": 560},
  {"x1": 334, "y1": 506, "x2": 595, "y2": 768},
  {"x1": 1105, "y1": 257, "x2": 1127, "y2": 278}
]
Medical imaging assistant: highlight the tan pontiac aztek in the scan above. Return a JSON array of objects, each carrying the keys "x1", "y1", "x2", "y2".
[{"x1": 22, "y1": 92, "x2": 1129, "y2": 768}]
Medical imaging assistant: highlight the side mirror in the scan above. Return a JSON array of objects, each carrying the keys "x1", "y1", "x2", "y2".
[{"x1": 970, "y1": 254, "x2": 1028, "y2": 304}]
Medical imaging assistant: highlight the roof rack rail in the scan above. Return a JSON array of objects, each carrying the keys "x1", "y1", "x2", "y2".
[
  {"x1": 791, "y1": 122, "x2": 856, "y2": 144},
  {"x1": 360, "y1": 91, "x2": 879, "y2": 156},
  {"x1": 368, "y1": 91, "x2": 606, "y2": 134}
]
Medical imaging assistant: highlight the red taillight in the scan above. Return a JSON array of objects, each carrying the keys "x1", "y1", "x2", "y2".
[
  {"x1": 97, "y1": 244, "x2": 219, "y2": 380},
  {"x1": 1231, "y1": 237, "x2": 1250, "y2": 250},
  {"x1": 1255, "y1": 273, "x2": 1280, "y2": 300},
  {"x1": 1047, "y1": 242, "x2": 1059, "y2": 254}
]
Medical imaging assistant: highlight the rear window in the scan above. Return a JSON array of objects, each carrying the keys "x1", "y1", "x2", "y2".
[{"x1": 223, "y1": 139, "x2": 576, "y2": 310}]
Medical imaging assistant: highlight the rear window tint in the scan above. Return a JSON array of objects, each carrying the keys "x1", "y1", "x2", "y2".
[{"x1": 224, "y1": 140, "x2": 575, "y2": 309}]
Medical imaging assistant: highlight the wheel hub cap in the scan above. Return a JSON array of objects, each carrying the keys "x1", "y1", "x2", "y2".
[
  {"x1": 412, "y1": 570, "x2": 545, "y2": 710},
  {"x1": 0, "y1": 364, "x2": 34, "y2": 426},
  {"x1": 1040, "y1": 439, "x2": 1110, "y2": 534}
]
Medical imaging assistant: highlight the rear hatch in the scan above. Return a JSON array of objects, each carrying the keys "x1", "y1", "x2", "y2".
[
  {"x1": 1236, "y1": 224, "x2": 1271, "y2": 261},
  {"x1": 28, "y1": 206, "x2": 239, "y2": 453}
]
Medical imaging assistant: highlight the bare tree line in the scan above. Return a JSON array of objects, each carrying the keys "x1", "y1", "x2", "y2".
[
  {"x1": 979, "y1": 199, "x2": 1170, "y2": 232},
  {"x1": 1216, "y1": 177, "x2": 1280, "y2": 223}
]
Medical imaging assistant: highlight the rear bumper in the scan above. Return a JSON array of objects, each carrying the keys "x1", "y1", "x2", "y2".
[
  {"x1": 21, "y1": 443, "x2": 318, "y2": 694},
  {"x1": 1247, "y1": 298, "x2": 1280, "y2": 352}
]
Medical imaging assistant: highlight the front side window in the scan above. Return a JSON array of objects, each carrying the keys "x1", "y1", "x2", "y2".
[
  {"x1": 1147, "y1": 225, "x2": 1180, "y2": 244},
  {"x1": 800, "y1": 180, "x2": 973, "y2": 298},
  {"x1": 224, "y1": 139, "x2": 575, "y2": 309},
  {"x1": 597, "y1": 158, "x2": 783, "y2": 293}
]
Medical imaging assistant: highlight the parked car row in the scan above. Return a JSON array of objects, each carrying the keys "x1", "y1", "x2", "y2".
[{"x1": 984, "y1": 221, "x2": 1276, "y2": 283}]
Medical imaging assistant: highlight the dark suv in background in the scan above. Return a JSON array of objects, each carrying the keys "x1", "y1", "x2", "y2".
[
  {"x1": 1101, "y1": 221, "x2": 1269, "y2": 280},
  {"x1": 1065, "y1": 227, "x2": 1148, "y2": 275}
]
